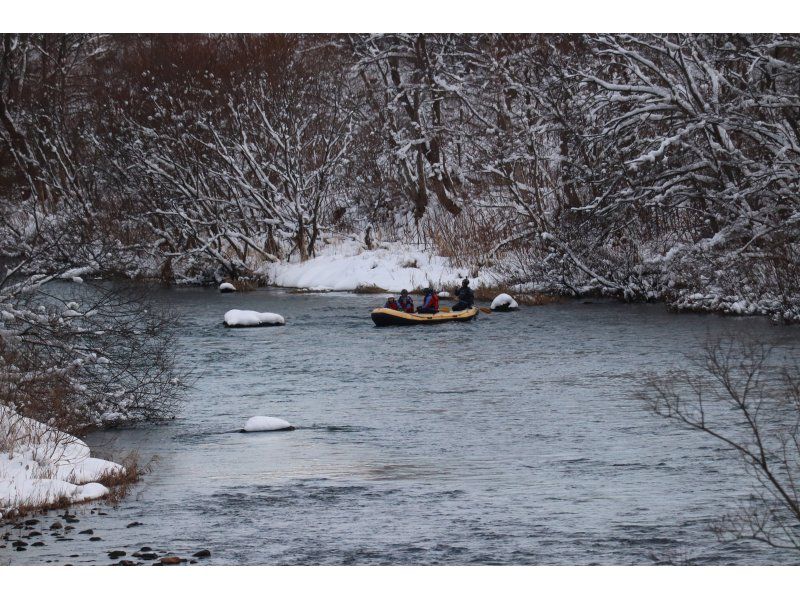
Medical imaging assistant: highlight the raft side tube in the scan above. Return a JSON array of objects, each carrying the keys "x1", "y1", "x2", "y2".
[{"x1": 370, "y1": 307, "x2": 478, "y2": 327}]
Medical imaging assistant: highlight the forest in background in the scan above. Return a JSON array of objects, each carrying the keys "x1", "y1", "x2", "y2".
[{"x1": 1, "y1": 33, "x2": 799, "y2": 320}]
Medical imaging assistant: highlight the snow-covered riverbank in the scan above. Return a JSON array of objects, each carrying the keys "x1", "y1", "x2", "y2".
[
  {"x1": 43, "y1": 236, "x2": 798, "y2": 323},
  {"x1": 262, "y1": 239, "x2": 489, "y2": 293},
  {"x1": 0, "y1": 406, "x2": 124, "y2": 520}
]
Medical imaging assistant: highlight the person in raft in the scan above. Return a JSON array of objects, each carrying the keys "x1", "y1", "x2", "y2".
[
  {"x1": 452, "y1": 278, "x2": 475, "y2": 311},
  {"x1": 397, "y1": 289, "x2": 415, "y2": 313},
  {"x1": 417, "y1": 288, "x2": 440, "y2": 314},
  {"x1": 384, "y1": 296, "x2": 400, "y2": 310}
]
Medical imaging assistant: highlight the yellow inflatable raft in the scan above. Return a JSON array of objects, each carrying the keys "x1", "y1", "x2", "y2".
[{"x1": 370, "y1": 307, "x2": 479, "y2": 327}]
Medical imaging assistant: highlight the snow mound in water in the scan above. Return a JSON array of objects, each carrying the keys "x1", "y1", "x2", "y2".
[
  {"x1": 242, "y1": 416, "x2": 294, "y2": 432},
  {"x1": 224, "y1": 309, "x2": 285, "y2": 327},
  {"x1": 219, "y1": 282, "x2": 236, "y2": 293},
  {"x1": 491, "y1": 293, "x2": 519, "y2": 310}
]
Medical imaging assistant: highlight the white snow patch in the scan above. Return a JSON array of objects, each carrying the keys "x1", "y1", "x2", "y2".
[
  {"x1": 219, "y1": 282, "x2": 236, "y2": 292},
  {"x1": 223, "y1": 309, "x2": 285, "y2": 327},
  {"x1": 491, "y1": 293, "x2": 519, "y2": 310},
  {"x1": 263, "y1": 239, "x2": 487, "y2": 293},
  {"x1": 0, "y1": 405, "x2": 124, "y2": 518},
  {"x1": 57, "y1": 266, "x2": 95, "y2": 282},
  {"x1": 242, "y1": 416, "x2": 294, "y2": 432}
]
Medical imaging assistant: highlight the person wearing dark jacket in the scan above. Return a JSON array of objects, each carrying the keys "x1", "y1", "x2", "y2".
[
  {"x1": 452, "y1": 278, "x2": 475, "y2": 311},
  {"x1": 397, "y1": 289, "x2": 415, "y2": 313},
  {"x1": 417, "y1": 288, "x2": 439, "y2": 314}
]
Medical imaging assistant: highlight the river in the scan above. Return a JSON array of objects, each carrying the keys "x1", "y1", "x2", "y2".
[{"x1": 4, "y1": 287, "x2": 800, "y2": 565}]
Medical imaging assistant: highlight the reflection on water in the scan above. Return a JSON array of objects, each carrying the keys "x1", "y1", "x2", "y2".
[{"x1": 5, "y1": 288, "x2": 800, "y2": 564}]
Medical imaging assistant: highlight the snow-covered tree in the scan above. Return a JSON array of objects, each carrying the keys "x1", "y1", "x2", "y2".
[
  {"x1": 349, "y1": 34, "x2": 474, "y2": 223},
  {"x1": 1, "y1": 34, "x2": 185, "y2": 430},
  {"x1": 103, "y1": 35, "x2": 354, "y2": 277}
]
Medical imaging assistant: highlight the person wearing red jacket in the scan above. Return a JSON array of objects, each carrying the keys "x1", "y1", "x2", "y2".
[
  {"x1": 397, "y1": 289, "x2": 415, "y2": 313},
  {"x1": 417, "y1": 288, "x2": 439, "y2": 314},
  {"x1": 384, "y1": 296, "x2": 400, "y2": 310}
]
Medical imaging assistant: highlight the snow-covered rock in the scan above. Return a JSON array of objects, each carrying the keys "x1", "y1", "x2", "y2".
[
  {"x1": 0, "y1": 405, "x2": 125, "y2": 518},
  {"x1": 491, "y1": 293, "x2": 519, "y2": 311},
  {"x1": 223, "y1": 309, "x2": 285, "y2": 327},
  {"x1": 438, "y1": 291, "x2": 451, "y2": 298},
  {"x1": 241, "y1": 416, "x2": 295, "y2": 432},
  {"x1": 219, "y1": 282, "x2": 236, "y2": 293}
]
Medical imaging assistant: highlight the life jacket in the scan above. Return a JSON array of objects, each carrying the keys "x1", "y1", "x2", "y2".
[
  {"x1": 423, "y1": 292, "x2": 439, "y2": 310},
  {"x1": 398, "y1": 295, "x2": 414, "y2": 312},
  {"x1": 385, "y1": 299, "x2": 400, "y2": 310}
]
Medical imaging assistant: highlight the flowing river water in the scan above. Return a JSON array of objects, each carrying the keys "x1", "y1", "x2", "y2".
[{"x1": 4, "y1": 287, "x2": 800, "y2": 565}]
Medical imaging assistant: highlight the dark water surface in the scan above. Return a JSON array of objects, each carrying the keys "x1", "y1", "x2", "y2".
[{"x1": 5, "y1": 288, "x2": 800, "y2": 565}]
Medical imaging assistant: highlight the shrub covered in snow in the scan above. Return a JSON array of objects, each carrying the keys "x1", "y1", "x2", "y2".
[{"x1": 0, "y1": 280, "x2": 186, "y2": 432}]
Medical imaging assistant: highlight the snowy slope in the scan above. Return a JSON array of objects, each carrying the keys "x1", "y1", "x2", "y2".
[
  {"x1": 0, "y1": 405, "x2": 124, "y2": 518},
  {"x1": 263, "y1": 239, "x2": 486, "y2": 292}
]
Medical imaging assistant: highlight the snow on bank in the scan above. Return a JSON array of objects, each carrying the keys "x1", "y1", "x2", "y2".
[
  {"x1": 219, "y1": 282, "x2": 236, "y2": 293},
  {"x1": 669, "y1": 291, "x2": 796, "y2": 320},
  {"x1": 58, "y1": 265, "x2": 95, "y2": 283},
  {"x1": 242, "y1": 416, "x2": 294, "y2": 432},
  {"x1": 0, "y1": 405, "x2": 124, "y2": 518},
  {"x1": 263, "y1": 239, "x2": 487, "y2": 293},
  {"x1": 223, "y1": 309, "x2": 285, "y2": 327},
  {"x1": 491, "y1": 293, "x2": 519, "y2": 310}
]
